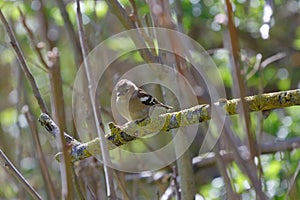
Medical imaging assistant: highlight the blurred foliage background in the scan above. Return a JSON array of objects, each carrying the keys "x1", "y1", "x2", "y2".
[{"x1": 1, "y1": 0, "x2": 300, "y2": 199}]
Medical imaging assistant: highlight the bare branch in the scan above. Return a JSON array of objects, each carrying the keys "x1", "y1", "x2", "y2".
[
  {"x1": 19, "y1": 8, "x2": 49, "y2": 70},
  {"x1": 261, "y1": 52, "x2": 286, "y2": 68},
  {"x1": 55, "y1": 0, "x2": 83, "y2": 67},
  {"x1": 225, "y1": 0, "x2": 255, "y2": 161},
  {"x1": 193, "y1": 137, "x2": 300, "y2": 168},
  {"x1": 75, "y1": 1, "x2": 116, "y2": 199},
  {"x1": 23, "y1": 106, "x2": 57, "y2": 200},
  {"x1": 0, "y1": 9, "x2": 48, "y2": 114},
  {"x1": 224, "y1": 1, "x2": 265, "y2": 198},
  {"x1": 106, "y1": 0, "x2": 159, "y2": 64},
  {"x1": 285, "y1": 161, "x2": 300, "y2": 200},
  {"x1": 0, "y1": 149, "x2": 43, "y2": 200}
]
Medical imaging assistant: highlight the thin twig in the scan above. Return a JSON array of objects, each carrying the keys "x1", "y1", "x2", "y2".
[
  {"x1": 128, "y1": 0, "x2": 157, "y2": 56},
  {"x1": 47, "y1": 47, "x2": 73, "y2": 199},
  {"x1": 75, "y1": 1, "x2": 116, "y2": 199},
  {"x1": 55, "y1": 0, "x2": 82, "y2": 67},
  {"x1": 246, "y1": 53, "x2": 262, "y2": 80},
  {"x1": 39, "y1": 112, "x2": 77, "y2": 200},
  {"x1": 36, "y1": 0, "x2": 55, "y2": 49},
  {"x1": 0, "y1": 9, "x2": 48, "y2": 114},
  {"x1": 23, "y1": 106, "x2": 57, "y2": 200},
  {"x1": 256, "y1": 56, "x2": 266, "y2": 188},
  {"x1": 174, "y1": 0, "x2": 184, "y2": 32},
  {"x1": 225, "y1": 1, "x2": 266, "y2": 199},
  {"x1": 261, "y1": 52, "x2": 286, "y2": 68},
  {"x1": 107, "y1": 0, "x2": 135, "y2": 30},
  {"x1": 106, "y1": 0, "x2": 159, "y2": 64},
  {"x1": 19, "y1": 8, "x2": 49, "y2": 69},
  {"x1": 129, "y1": 0, "x2": 143, "y2": 28},
  {"x1": 193, "y1": 137, "x2": 300, "y2": 168},
  {"x1": 0, "y1": 149, "x2": 43, "y2": 200},
  {"x1": 160, "y1": 185, "x2": 173, "y2": 200},
  {"x1": 14, "y1": 58, "x2": 26, "y2": 198},
  {"x1": 285, "y1": 161, "x2": 300, "y2": 200},
  {"x1": 47, "y1": 47, "x2": 66, "y2": 129},
  {"x1": 214, "y1": 140, "x2": 239, "y2": 199},
  {"x1": 112, "y1": 171, "x2": 130, "y2": 200},
  {"x1": 146, "y1": 1, "x2": 196, "y2": 199},
  {"x1": 223, "y1": 122, "x2": 267, "y2": 199},
  {"x1": 225, "y1": 0, "x2": 256, "y2": 161},
  {"x1": 71, "y1": 166, "x2": 86, "y2": 200},
  {"x1": 171, "y1": 166, "x2": 181, "y2": 200}
]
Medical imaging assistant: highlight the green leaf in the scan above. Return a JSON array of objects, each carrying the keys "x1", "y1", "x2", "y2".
[
  {"x1": 0, "y1": 108, "x2": 17, "y2": 126},
  {"x1": 95, "y1": 1, "x2": 108, "y2": 18},
  {"x1": 264, "y1": 160, "x2": 282, "y2": 179},
  {"x1": 277, "y1": 79, "x2": 291, "y2": 90}
]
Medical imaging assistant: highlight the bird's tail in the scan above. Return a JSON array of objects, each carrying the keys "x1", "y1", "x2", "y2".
[{"x1": 161, "y1": 104, "x2": 173, "y2": 110}]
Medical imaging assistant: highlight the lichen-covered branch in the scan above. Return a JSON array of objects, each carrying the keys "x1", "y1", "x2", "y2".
[{"x1": 39, "y1": 89, "x2": 300, "y2": 162}]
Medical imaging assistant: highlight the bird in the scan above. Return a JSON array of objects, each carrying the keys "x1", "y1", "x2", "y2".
[{"x1": 115, "y1": 79, "x2": 173, "y2": 121}]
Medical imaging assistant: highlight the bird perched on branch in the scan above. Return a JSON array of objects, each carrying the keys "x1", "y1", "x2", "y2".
[{"x1": 115, "y1": 79, "x2": 173, "y2": 121}]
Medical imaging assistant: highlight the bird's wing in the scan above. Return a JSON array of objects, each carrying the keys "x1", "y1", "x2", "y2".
[{"x1": 136, "y1": 89, "x2": 172, "y2": 109}]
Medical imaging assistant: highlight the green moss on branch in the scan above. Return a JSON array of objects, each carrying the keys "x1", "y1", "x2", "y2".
[{"x1": 39, "y1": 89, "x2": 300, "y2": 162}]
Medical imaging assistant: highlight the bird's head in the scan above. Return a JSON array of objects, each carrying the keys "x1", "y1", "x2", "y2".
[{"x1": 116, "y1": 79, "x2": 138, "y2": 97}]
